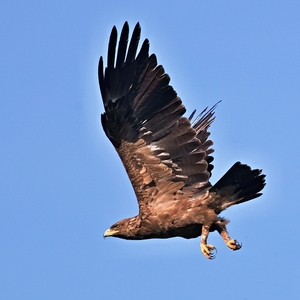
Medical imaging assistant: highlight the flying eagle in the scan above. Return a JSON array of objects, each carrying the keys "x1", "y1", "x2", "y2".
[{"x1": 100, "y1": 22, "x2": 266, "y2": 259}]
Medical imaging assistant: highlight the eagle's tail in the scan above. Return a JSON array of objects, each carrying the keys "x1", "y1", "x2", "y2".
[{"x1": 209, "y1": 162, "x2": 266, "y2": 212}]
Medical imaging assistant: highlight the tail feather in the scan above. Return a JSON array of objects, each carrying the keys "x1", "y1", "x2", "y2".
[{"x1": 210, "y1": 162, "x2": 266, "y2": 212}]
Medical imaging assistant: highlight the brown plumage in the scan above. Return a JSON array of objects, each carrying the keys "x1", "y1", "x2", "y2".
[{"x1": 99, "y1": 22, "x2": 266, "y2": 259}]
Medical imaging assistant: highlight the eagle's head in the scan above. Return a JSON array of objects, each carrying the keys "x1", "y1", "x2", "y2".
[{"x1": 103, "y1": 216, "x2": 142, "y2": 240}]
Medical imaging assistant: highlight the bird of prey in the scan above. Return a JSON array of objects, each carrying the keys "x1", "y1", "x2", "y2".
[{"x1": 99, "y1": 22, "x2": 266, "y2": 259}]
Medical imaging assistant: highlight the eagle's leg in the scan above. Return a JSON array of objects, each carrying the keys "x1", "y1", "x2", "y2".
[
  {"x1": 200, "y1": 224, "x2": 216, "y2": 259},
  {"x1": 215, "y1": 219, "x2": 242, "y2": 251}
]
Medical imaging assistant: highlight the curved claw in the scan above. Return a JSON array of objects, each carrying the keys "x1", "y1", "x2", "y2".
[
  {"x1": 226, "y1": 239, "x2": 242, "y2": 251},
  {"x1": 201, "y1": 244, "x2": 217, "y2": 259}
]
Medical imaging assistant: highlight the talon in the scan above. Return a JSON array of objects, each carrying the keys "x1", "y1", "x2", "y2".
[
  {"x1": 201, "y1": 244, "x2": 217, "y2": 259},
  {"x1": 226, "y1": 239, "x2": 242, "y2": 251}
]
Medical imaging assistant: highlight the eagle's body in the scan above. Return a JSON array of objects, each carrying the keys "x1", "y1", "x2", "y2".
[{"x1": 99, "y1": 22, "x2": 266, "y2": 258}]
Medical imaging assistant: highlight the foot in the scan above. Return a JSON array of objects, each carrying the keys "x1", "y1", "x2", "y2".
[
  {"x1": 201, "y1": 243, "x2": 217, "y2": 259},
  {"x1": 226, "y1": 239, "x2": 242, "y2": 251}
]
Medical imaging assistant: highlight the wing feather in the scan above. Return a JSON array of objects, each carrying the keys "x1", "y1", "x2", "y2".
[{"x1": 99, "y1": 22, "x2": 217, "y2": 215}]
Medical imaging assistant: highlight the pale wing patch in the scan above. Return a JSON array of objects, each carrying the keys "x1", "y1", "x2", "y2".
[{"x1": 117, "y1": 138, "x2": 188, "y2": 215}]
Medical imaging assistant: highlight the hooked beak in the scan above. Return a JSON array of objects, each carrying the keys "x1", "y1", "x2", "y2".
[{"x1": 103, "y1": 228, "x2": 118, "y2": 238}]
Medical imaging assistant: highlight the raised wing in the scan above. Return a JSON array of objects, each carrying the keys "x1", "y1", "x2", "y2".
[{"x1": 99, "y1": 22, "x2": 216, "y2": 217}]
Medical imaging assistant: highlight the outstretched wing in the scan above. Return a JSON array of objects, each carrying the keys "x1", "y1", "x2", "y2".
[{"x1": 99, "y1": 22, "x2": 216, "y2": 217}]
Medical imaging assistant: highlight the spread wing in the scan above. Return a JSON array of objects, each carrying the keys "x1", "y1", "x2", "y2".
[{"x1": 99, "y1": 22, "x2": 217, "y2": 217}]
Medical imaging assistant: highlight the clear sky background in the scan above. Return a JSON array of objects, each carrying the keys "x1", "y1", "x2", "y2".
[{"x1": 1, "y1": 1, "x2": 300, "y2": 299}]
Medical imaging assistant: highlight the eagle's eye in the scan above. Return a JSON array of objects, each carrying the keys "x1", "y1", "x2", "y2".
[{"x1": 111, "y1": 223, "x2": 119, "y2": 229}]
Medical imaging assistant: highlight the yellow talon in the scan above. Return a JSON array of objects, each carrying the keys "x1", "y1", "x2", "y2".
[
  {"x1": 201, "y1": 244, "x2": 217, "y2": 259},
  {"x1": 226, "y1": 239, "x2": 242, "y2": 251}
]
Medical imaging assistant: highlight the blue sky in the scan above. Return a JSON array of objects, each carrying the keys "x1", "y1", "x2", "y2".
[{"x1": 1, "y1": 1, "x2": 300, "y2": 299}]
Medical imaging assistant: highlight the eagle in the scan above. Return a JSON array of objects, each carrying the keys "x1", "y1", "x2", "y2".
[{"x1": 100, "y1": 22, "x2": 266, "y2": 259}]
